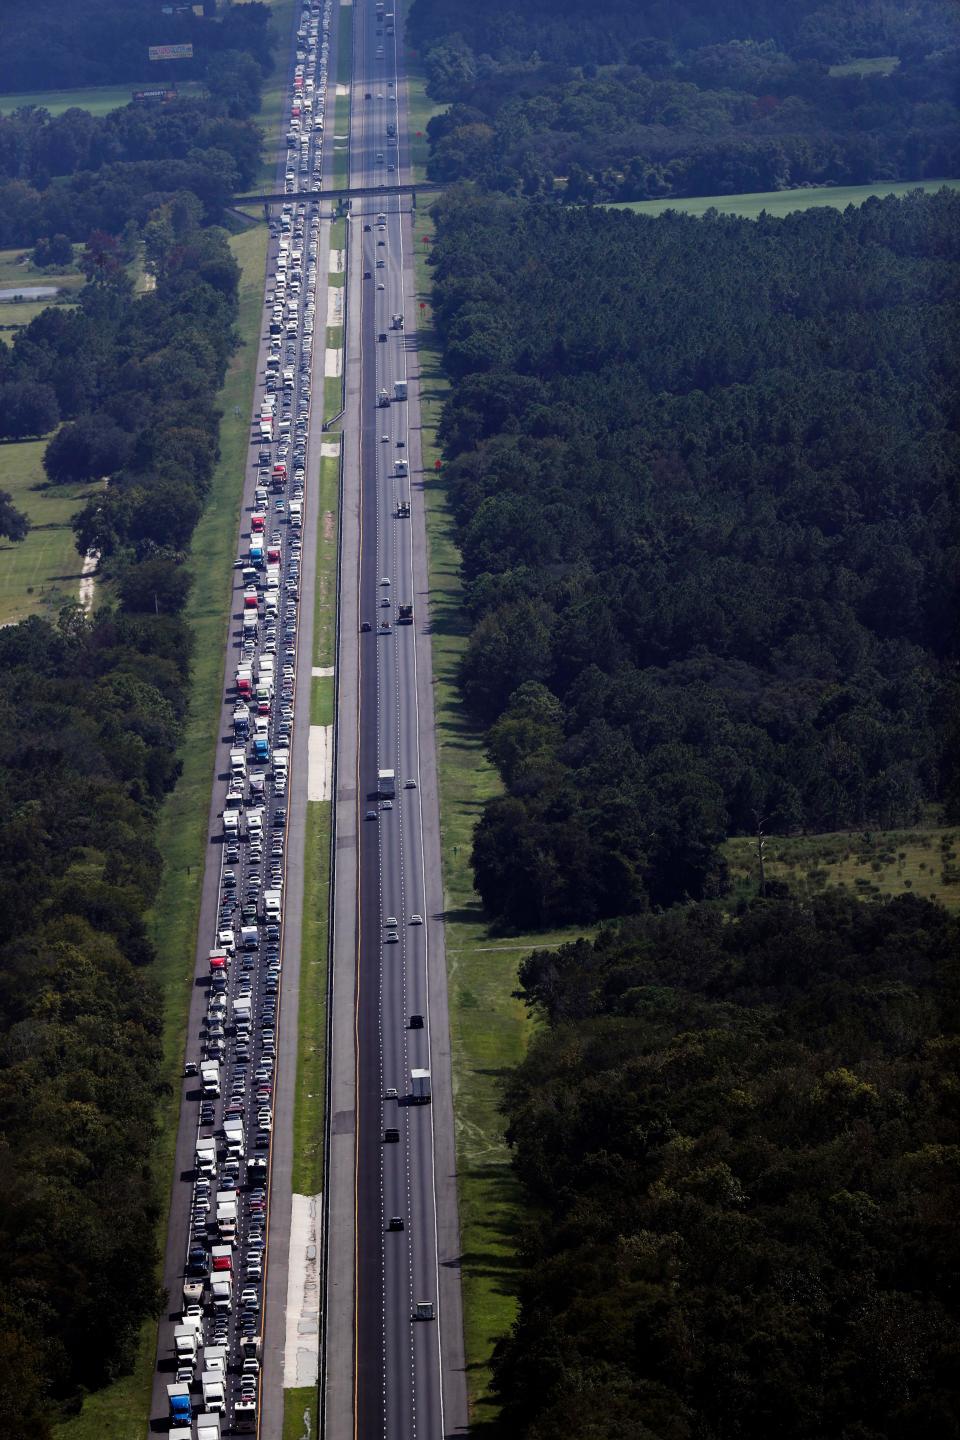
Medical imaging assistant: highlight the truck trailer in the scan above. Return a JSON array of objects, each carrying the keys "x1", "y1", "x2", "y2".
[{"x1": 411, "y1": 1068, "x2": 432, "y2": 1104}]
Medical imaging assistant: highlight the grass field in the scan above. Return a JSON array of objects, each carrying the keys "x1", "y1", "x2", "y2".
[
  {"x1": 725, "y1": 823, "x2": 960, "y2": 910},
  {"x1": 0, "y1": 244, "x2": 84, "y2": 290},
  {"x1": 412, "y1": 224, "x2": 593, "y2": 1422},
  {"x1": 829, "y1": 55, "x2": 900, "y2": 77},
  {"x1": 0, "y1": 80, "x2": 203, "y2": 118},
  {"x1": 0, "y1": 437, "x2": 104, "y2": 625},
  {"x1": 609, "y1": 177, "x2": 960, "y2": 220},
  {"x1": 52, "y1": 221, "x2": 270, "y2": 1440}
]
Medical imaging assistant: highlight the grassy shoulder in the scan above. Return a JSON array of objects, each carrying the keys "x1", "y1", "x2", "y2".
[
  {"x1": 412, "y1": 225, "x2": 590, "y2": 1421},
  {"x1": 609, "y1": 176, "x2": 960, "y2": 220},
  {"x1": 52, "y1": 221, "x2": 270, "y2": 1440},
  {"x1": 829, "y1": 55, "x2": 900, "y2": 77},
  {"x1": 400, "y1": 24, "x2": 446, "y2": 185},
  {"x1": 725, "y1": 821, "x2": 960, "y2": 910}
]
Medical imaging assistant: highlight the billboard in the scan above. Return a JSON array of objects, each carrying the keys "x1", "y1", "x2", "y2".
[
  {"x1": 148, "y1": 43, "x2": 194, "y2": 60},
  {"x1": 132, "y1": 88, "x2": 178, "y2": 103}
]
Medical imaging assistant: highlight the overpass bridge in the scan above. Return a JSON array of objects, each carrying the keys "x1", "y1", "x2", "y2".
[{"x1": 232, "y1": 181, "x2": 443, "y2": 208}]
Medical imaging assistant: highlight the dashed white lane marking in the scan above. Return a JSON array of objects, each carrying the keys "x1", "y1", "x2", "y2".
[
  {"x1": 325, "y1": 347, "x2": 343, "y2": 377},
  {"x1": 312, "y1": 666, "x2": 335, "y2": 678},
  {"x1": 283, "y1": 1193, "x2": 323, "y2": 1388},
  {"x1": 308, "y1": 724, "x2": 334, "y2": 801}
]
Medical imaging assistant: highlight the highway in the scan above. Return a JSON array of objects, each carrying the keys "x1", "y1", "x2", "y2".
[
  {"x1": 325, "y1": 1, "x2": 469, "y2": 1437},
  {"x1": 149, "y1": 0, "x2": 336, "y2": 1434}
]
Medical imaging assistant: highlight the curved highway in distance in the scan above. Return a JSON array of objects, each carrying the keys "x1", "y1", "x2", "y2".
[{"x1": 325, "y1": 1, "x2": 469, "y2": 1437}]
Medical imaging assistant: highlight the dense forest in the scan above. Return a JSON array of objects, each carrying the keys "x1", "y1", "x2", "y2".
[
  {"x1": 0, "y1": 0, "x2": 271, "y2": 95},
  {"x1": 0, "y1": 76, "x2": 267, "y2": 247},
  {"x1": 0, "y1": 199, "x2": 240, "y2": 1432},
  {"x1": 422, "y1": 186, "x2": 959, "y2": 928},
  {"x1": 408, "y1": 0, "x2": 960, "y2": 199},
  {"x1": 493, "y1": 890, "x2": 960, "y2": 1437},
  {"x1": 0, "y1": 5, "x2": 268, "y2": 1430}
]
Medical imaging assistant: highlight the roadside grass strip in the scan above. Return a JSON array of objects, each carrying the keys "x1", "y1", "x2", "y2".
[{"x1": 609, "y1": 177, "x2": 960, "y2": 221}]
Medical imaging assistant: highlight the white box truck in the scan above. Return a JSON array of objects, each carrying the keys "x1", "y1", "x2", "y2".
[
  {"x1": 200, "y1": 1060, "x2": 221, "y2": 1097},
  {"x1": 202, "y1": 1371, "x2": 226, "y2": 1412},
  {"x1": 196, "y1": 1137, "x2": 217, "y2": 1174}
]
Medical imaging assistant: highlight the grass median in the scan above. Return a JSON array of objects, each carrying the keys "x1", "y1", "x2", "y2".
[{"x1": 52, "y1": 220, "x2": 270, "y2": 1440}]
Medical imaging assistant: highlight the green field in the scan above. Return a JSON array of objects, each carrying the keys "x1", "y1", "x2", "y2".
[
  {"x1": 0, "y1": 81, "x2": 201, "y2": 118},
  {"x1": 829, "y1": 55, "x2": 900, "y2": 77},
  {"x1": 609, "y1": 177, "x2": 960, "y2": 220},
  {"x1": 0, "y1": 244, "x2": 85, "y2": 331},
  {"x1": 725, "y1": 822, "x2": 960, "y2": 910},
  {"x1": 412, "y1": 225, "x2": 592, "y2": 1421},
  {"x1": 52, "y1": 221, "x2": 270, "y2": 1440},
  {"x1": 0, "y1": 436, "x2": 104, "y2": 625}
]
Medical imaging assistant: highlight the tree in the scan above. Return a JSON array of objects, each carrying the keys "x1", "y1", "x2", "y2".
[
  {"x1": 0, "y1": 381, "x2": 59, "y2": 439},
  {"x1": 0, "y1": 490, "x2": 29, "y2": 542},
  {"x1": 32, "y1": 233, "x2": 73, "y2": 268},
  {"x1": 117, "y1": 556, "x2": 192, "y2": 616},
  {"x1": 43, "y1": 415, "x2": 132, "y2": 486},
  {"x1": 205, "y1": 49, "x2": 263, "y2": 118}
]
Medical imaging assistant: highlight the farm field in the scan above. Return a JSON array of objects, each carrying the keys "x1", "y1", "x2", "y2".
[
  {"x1": 724, "y1": 823, "x2": 960, "y2": 910},
  {"x1": 610, "y1": 177, "x2": 960, "y2": 220}
]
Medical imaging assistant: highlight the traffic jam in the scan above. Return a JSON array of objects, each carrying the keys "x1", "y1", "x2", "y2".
[{"x1": 164, "y1": 3, "x2": 332, "y2": 1436}]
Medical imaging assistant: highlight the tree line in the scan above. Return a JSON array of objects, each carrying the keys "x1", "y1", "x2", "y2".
[
  {"x1": 0, "y1": 0, "x2": 273, "y2": 96},
  {"x1": 409, "y1": 0, "x2": 959, "y2": 200},
  {"x1": 422, "y1": 186, "x2": 959, "y2": 929},
  {"x1": 492, "y1": 889, "x2": 960, "y2": 1438},
  {"x1": 0, "y1": 211, "x2": 238, "y2": 1435}
]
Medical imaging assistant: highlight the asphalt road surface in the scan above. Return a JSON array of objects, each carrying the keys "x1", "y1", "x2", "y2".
[
  {"x1": 149, "y1": 1, "x2": 336, "y2": 1434},
  {"x1": 323, "y1": 1, "x2": 469, "y2": 1437}
]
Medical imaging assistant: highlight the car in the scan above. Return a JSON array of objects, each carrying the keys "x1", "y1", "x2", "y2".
[
  {"x1": 385, "y1": 1086, "x2": 398, "y2": 1100},
  {"x1": 388, "y1": 1216, "x2": 404, "y2": 1231},
  {"x1": 365, "y1": 809, "x2": 377, "y2": 820},
  {"x1": 382, "y1": 800, "x2": 393, "y2": 811},
  {"x1": 184, "y1": 1060, "x2": 199, "y2": 1077},
  {"x1": 377, "y1": 282, "x2": 385, "y2": 290},
  {"x1": 364, "y1": 270, "x2": 372, "y2": 279},
  {"x1": 410, "y1": 914, "x2": 424, "y2": 925},
  {"x1": 381, "y1": 433, "x2": 389, "y2": 443},
  {"x1": 404, "y1": 779, "x2": 417, "y2": 789},
  {"x1": 384, "y1": 1128, "x2": 400, "y2": 1143},
  {"x1": 385, "y1": 931, "x2": 399, "y2": 944}
]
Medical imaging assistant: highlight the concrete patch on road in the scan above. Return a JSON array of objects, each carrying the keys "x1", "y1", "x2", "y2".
[
  {"x1": 327, "y1": 286, "x2": 343, "y2": 325},
  {"x1": 309, "y1": 724, "x2": 333, "y2": 801},
  {"x1": 325, "y1": 347, "x2": 342, "y2": 377},
  {"x1": 312, "y1": 666, "x2": 335, "y2": 678},
  {"x1": 330, "y1": 249, "x2": 344, "y2": 274},
  {"x1": 283, "y1": 1193, "x2": 322, "y2": 1388},
  {"x1": 336, "y1": 83, "x2": 350, "y2": 95},
  {"x1": 321, "y1": 440, "x2": 340, "y2": 458}
]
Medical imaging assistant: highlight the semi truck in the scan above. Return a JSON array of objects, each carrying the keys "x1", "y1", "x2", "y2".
[
  {"x1": 263, "y1": 889, "x2": 282, "y2": 920},
  {"x1": 167, "y1": 1382, "x2": 193, "y2": 1428},
  {"x1": 223, "y1": 1118, "x2": 244, "y2": 1156},
  {"x1": 196, "y1": 1137, "x2": 217, "y2": 1174},
  {"x1": 200, "y1": 1060, "x2": 221, "y2": 1096},
  {"x1": 397, "y1": 604, "x2": 413, "y2": 624},
  {"x1": 377, "y1": 768, "x2": 396, "y2": 798},
  {"x1": 396, "y1": 499, "x2": 410, "y2": 518},
  {"x1": 174, "y1": 1321, "x2": 201, "y2": 1363},
  {"x1": 241, "y1": 924, "x2": 259, "y2": 950},
  {"x1": 216, "y1": 1191, "x2": 238, "y2": 1241},
  {"x1": 411, "y1": 1068, "x2": 432, "y2": 1103},
  {"x1": 394, "y1": 379, "x2": 407, "y2": 401},
  {"x1": 377, "y1": 387, "x2": 390, "y2": 407},
  {"x1": 223, "y1": 810, "x2": 240, "y2": 841},
  {"x1": 390, "y1": 312, "x2": 404, "y2": 329},
  {"x1": 202, "y1": 1371, "x2": 226, "y2": 1413}
]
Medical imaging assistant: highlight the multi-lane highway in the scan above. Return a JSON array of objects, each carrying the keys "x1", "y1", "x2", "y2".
[
  {"x1": 150, "y1": 0, "x2": 336, "y2": 1433},
  {"x1": 150, "y1": 0, "x2": 467, "y2": 1435},
  {"x1": 325, "y1": 2, "x2": 469, "y2": 1437}
]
